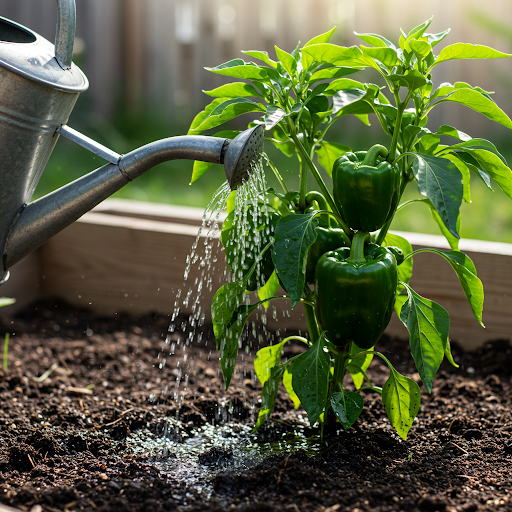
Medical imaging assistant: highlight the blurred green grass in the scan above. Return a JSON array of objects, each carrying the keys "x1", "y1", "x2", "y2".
[{"x1": 34, "y1": 109, "x2": 512, "y2": 244}]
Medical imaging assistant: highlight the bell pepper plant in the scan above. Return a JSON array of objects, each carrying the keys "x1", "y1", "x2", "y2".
[{"x1": 188, "y1": 19, "x2": 512, "y2": 439}]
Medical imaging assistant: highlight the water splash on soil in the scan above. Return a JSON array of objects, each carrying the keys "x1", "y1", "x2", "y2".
[{"x1": 122, "y1": 418, "x2": 322, "y2": 499}]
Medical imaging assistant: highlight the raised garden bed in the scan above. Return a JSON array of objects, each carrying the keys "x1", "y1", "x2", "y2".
[
  {"x1": 0, "y1": 198, "x2": 511, "y2": 512},
  {"x1": 3, "y1": 198, "x2": 512, "y2": 350}
]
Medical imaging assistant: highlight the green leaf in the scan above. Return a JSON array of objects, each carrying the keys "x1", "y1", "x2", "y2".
[
  {"x1": 408, "y1": 39, "x2": 432, "y2": 60},
  {"x1": 441, "y1": 153, "x2": 471, "y2": 203},
  {"x1": 361, "y1": 46, "x2": 399, "y2": 67},
  {"x1": 430, "y1": 82, "x2": 495, "y2": 102},
  {"x1": 291, "y1": 335, "x2": 330, "y2": 426},
  {"x1": 425, "y1": 29, "x2": 450, "y2": 47},
  {"x1": 309, "y1": 66, "x2": 362, "y2": 82},
  {"x1": 411, "y1": 153, "x2": 463, "y2": 239},
  {"x1": 254, "y1": 363, "x2": 286, "y2": 430},
  {"x1": 416, "y1": 249, "x2": 484, "y2": 327},
  {"x1": 433, "y1": 43, "x2": 512, "y2": 68},
  {"x1": 271, "y1": 138, "x2": 295, "y2": 157},
  {"x1": 354, "y1": 32, "x2": 395, "y2": 48},
  {"x1": 272, "y1": 213, "x2": 319, "y2": 307},
  {"x1": 348, "y1": 343, "x2": 374, "y2": 390},
  {"x1": 283, "y1": 368, "x2": 301, "y2": 408},
  {"x1": 442, "y1": 139, "x2": 506, "y2": 165},
  {"x1": 212, "y1": 242, "x2": 272, "y2": 387},
  {"x1": 434, "y1": 89, "x2": 512, "y2": 129},
  {"x1": 409, "y1": 198, "x2": 461, "y2": 251},
  {"x1": 330, "y1": 390, "x2": 364, "y2": 429},
  {"x1": 403, "y1": 125, "x2": 424, "y2": 148},
  {"x1": 388, "y1": 70, "x2": 427, "y2": 91},
  {"x1": 211, "y1": 280, "x2": 246, "y2": 345},
  {"x1": 301, "y1": 44, "x2": 369, "y2": 68},
  {"x1": 190, "y1": 98, "x2": 264, "y2": 133},
  {"x1": 316, "y1": 141, "x2": 351, "y2": 177},
  {"x1": 258, "y1": 271, "x2": 280, "y2": 309},
  {"x1": 304, "y1": 27, "x2": 337, "y2": 47},
  {"x1": 220, "y1": 303, "x2": 258, "y2": 388},
  {"x1": 265, "y1": 105, "x2": 287, "y2": 130},
  {"x1": 242, "y1": 50, "x2": 277, "y2": 69},
  {"x1": 394, "y1": 293, "x2": 408, "y2": 316},
  {"x1": 406, "y1": 17, "x2": 433, "y2": 40},
  {"x1": 0, "y1": 298, "x2": 15, "y2": 308},
  {"x1": 436, "y1": 125, "x2": 472, "y2": 141},
  {"x1": 206, "y1": 59, "x2": 269, "y2": 80},
  {"x1": 354, "y1": 113, "x2": 371, "y2": 126},
  {"x1": 188, "y1": 98, "x2": 228, "y2": 134},
  {"x1": 332, "y1": 88, "x2": 367, "y2": 115},
  {"x1": 254, "y1": 340, "x2": 287, "y2": 385},
  {"x1": 275, "y1": 46, "x2": 297, "y2": 76},
  {"x1": 462, "y1": 149, "x2": 512, "y2": 199},
  {"x1": 383, "y1": 233, "x2": 413, "y2": 286},
  {"x1": 382, "y1": 365, "x2": 421, "y2": 440},
  {"x1": 399, "y1": 283, "x2": 450, "y2": 393},
  {"x1": 444, "y1": 339, "x2": 459, "y2": 368},
  {"x1": 203, "y1": 82, "x2": 262, "y2": 98},
  {"x1": 416, "y1": 133, "x2": 440, "y2": 154},
  {"x1": 191, "y1": 161, "x2": 213, "y2": 184},
  {"x1": 324, "y1": 78, "x2": 365, "y2": 95}
]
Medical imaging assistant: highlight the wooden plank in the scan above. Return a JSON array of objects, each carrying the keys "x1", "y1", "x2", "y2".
[
  {"x1": 40, "y1": 211, "x2": 217, "y2": 317},
  {"x1": 3, "y1": 199, "x2": 512, "y2": 350}
]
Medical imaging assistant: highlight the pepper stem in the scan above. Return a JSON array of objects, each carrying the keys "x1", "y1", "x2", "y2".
[
  {"x1": 348, "y1": 230, "x2": 370, "y2": 264},
  {"x1": 362, "y1": 144, "x2": 389, "y2": 166},
  {"x1": 305, "y1": 191, "x2": 330, "y2": 227}
]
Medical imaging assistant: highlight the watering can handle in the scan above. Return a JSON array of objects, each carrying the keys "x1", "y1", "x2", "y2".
[{"x1": 55, "y1": 0, "x2": 76, "y2": 70}]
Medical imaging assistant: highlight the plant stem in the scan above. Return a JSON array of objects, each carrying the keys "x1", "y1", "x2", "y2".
[
  {"x1": 303, "y1": 302, "x2": 319, "y2": 347},
  {"x1": 299, "y1": 156, "x2": 308, "y2": 211},
  {"x1": 290, "y1": 133, "x2": 353, "y2": 239},
  {"x1": 333, "y1": 350, "x2": 347, "y2": 389},
  {"x1": 362, "y1": 144, "x2": 389, "y2": 166},
  {"x1": 325, "y1": 347, "x2": 348, "y2": 428},
  {"x1": 263, "y1": 153, "x2": 288, "y2": 194},
  {"x1": 306, "y1": 191, "x2": 330, "y2": 227},
  {"x1": 375, "y1": 175, "x2": 410, "y2": 246},
  {"x1": 347, "y1": 231, "x2": 370, "y2": 263},
  {"x1": 388, "y1": 90, "x2": 411, "y2": 163},
  {"x1": 302, "y1": 285, "x2": 319, "y2": 346}
]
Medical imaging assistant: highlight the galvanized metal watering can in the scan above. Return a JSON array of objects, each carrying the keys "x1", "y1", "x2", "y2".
[{"x1": 0, "y1": 0, "x2": 264, "y2": 285}]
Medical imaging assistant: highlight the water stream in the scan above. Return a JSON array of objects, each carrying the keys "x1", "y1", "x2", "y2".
[
  {"x1": 139, "y1": 160, "x2": 306, "y2": 498},
  {"x1": 155, "y1": 160, "x2": 276, "y2": 406}
]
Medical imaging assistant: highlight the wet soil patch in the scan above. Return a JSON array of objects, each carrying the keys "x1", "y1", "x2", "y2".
[{"x1": 0, "y1": 298, "x2": 511, "y2": 511}]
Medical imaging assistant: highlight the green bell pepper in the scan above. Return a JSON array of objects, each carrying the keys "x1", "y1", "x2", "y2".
[
  {"x1": 314, "y1": 231, "x2": 398, "y2": 348},
  {"x1": 306, "y1": 226, "x2": 350, "y2": 283},
  {"x1": 333, "y1": 145, "x2": 401, "y2": 232}
]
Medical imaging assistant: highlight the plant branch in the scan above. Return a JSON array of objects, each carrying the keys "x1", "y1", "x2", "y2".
[
  {"x1": 290, "y1": 133, "x2": 353, "y2": 238},
  {"x1": 263, "y1": 153, "x2": 288, "y2": 194}
]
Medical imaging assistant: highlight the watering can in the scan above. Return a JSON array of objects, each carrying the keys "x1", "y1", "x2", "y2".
[{"x1": 0, "y1": 0, "x2": 264, "y2": 285}]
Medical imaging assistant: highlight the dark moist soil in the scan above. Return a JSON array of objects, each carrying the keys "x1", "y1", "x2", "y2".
[{"x1": 0, "y1": 299, "x2": 511, "y2": 512}]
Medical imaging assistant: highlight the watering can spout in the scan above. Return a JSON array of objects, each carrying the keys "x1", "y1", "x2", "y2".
[
  {"x1": 0, "y1": 2, "x2": 265, "y2": 284},
  {"x1": 2, "y1": 126, "x2": 264, "y2": 279}
]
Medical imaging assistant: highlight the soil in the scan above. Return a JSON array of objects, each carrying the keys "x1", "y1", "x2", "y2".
[{"x1": 0, "y1": 298, "x2": 511, "y2": 512}]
